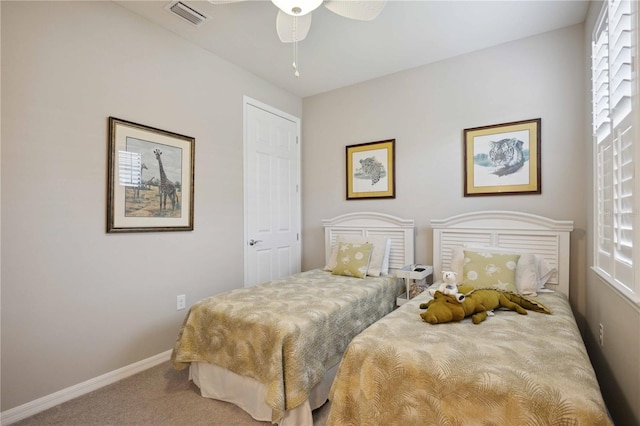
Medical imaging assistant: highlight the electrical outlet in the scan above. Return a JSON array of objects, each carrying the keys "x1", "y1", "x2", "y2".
[
  {"x1": 177, "y1": 294, "x2": 186, "y2": 311},
  {"x1": 598, "y1": 323, "x2": 604, "y2": 347}
]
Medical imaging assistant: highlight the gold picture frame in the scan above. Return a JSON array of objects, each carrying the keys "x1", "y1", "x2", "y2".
[
  {"x1": 464, "y1": 118, "x2": 541, "y2": 196},
  {"x1": 346, "y1": 139, "x2": 395, "y2": 200},
  {"x1": 107, "y1": 117, "x2": 195, "y2": 232}
]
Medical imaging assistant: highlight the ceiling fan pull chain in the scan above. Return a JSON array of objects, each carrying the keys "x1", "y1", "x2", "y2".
[
  {"x1": 293, "y1": 42, "x2": 299, "y2": 77},
  {"x1": 292, "y1": 16, "x2": 300, "y2": 77}
]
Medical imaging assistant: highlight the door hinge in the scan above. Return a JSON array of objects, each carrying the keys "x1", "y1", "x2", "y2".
[
  {"x1": 296, "y1": 184, "x2": 299, "y2": 193},
  {"x1": 297, "y1": 233, "x2": 299, "y2": 241}
]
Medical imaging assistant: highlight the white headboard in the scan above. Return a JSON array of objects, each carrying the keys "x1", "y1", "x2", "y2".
[
  {"x1": 431, "y1": 211, "x2": 574, "y2": 296},
  {"x1": 322, "y1": 212, "x2": 415, "y2": 272}
]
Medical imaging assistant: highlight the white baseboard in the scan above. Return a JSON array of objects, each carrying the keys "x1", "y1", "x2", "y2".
[{"x1": 1, "y1": 349, "x2": 172, "y2": 426}]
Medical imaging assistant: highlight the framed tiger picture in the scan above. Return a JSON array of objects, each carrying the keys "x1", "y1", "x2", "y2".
[
  {"x1": 346, "y1": 139, "x2": 395, "y2": 200},
  {"x1": 463, "y1": 118, "x2": 541, "y2": 196}
]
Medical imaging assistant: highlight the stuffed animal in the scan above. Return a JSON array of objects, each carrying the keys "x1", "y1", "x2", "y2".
[
  {"x1": 419, "y1": 285, "x2": 551, "y2": 325},
  {"x1": 429, "y1": 271, "x2": 465, "y2": 302}
]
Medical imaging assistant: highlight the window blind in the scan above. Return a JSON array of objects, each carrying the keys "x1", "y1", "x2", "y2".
[
  {"x1": 592, "y1": 10, "x2": 610, "y2": 142},
  {"x1": 592, "y1": 0, "x2": 638, "y2": 302}
]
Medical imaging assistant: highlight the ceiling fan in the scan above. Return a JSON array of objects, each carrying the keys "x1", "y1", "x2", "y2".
[
  {"x1": 208, "y1": 0, "x2": 386, "y2": 76},
  {"x1": 208, "y1": 0, "x2": 387, "y2": 43}
]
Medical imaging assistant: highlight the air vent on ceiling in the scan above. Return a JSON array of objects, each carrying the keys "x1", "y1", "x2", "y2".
[{"x1": 165, "y1": 1, "x2": 208, "y2": 26}]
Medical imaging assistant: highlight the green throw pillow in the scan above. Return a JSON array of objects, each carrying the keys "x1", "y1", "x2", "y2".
[
  {"x1": 331, "y1": 242, "x2": 373, "y2": 279},
  {"x1": 463, "y1": 250, "x2": 520, "y2": 292}
]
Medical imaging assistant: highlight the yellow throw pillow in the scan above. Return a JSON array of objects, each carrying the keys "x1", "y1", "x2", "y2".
[
  {"x1": 324, "y1": 236, "x2": 390, "y2": 276},
  {"x1": 331, "y1": 242, "x2": 373, "y2": 279},
  {"x1": 462, "y1": 250, "x2": 520, "y2": 292}
]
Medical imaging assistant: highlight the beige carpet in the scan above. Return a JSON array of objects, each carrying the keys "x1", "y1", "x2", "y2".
[{"x1": 14, "y1": 361, "x2": 330, "y2": 426}]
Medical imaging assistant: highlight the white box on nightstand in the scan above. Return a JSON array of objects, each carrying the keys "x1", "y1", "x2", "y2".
[{"x1": 396, "y1": 265, "x2": 433, "y2": 306}]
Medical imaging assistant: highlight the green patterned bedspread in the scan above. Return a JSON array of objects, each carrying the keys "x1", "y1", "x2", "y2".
[
  {"x1": 328, "y1": 289, "x2": 612, "y2": 425},
  {"x1": 171, "y1": 269, "x2": 403, "y2": 422}
]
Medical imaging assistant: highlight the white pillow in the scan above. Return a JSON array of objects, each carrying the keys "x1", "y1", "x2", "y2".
[
  {"x1": 325, "y1": 235, "x2": 390, "y2": 277},
  {"x1": 535, "y1": 255, "x2": 556, "y2": 290},
  {"x1": 380, "y1": 238, "x2": 392, "y2": 275},
  {"x1": 450, "y1": 246, "x2": 539, "y2": 295}
]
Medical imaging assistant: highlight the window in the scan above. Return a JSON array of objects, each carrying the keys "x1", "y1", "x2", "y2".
[{"x1": 591, "y1": 0, "x2": 639, "y2": 304}]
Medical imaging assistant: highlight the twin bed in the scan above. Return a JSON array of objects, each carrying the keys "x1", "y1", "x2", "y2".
[
  {"x1": 328, "y1": 211, "x2": 611, "y2": 425},
  {"x1": 171, "y1": 212, "x2": 414, "y2": 425},
  {"x1": 171, "y1": 211, "x2": 611, "y2": 425}
]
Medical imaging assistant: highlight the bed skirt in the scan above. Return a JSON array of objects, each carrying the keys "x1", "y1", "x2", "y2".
[{"x1": 190, "y1": 361, "x2": 337, "y2": 426}]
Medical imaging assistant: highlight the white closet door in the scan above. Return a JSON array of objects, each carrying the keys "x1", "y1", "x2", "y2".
[{"x1": 244, "y1": 97, "x2": 301, "y2": 287}]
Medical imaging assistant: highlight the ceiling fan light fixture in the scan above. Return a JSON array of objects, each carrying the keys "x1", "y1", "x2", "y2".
[{"x1": 272, "y1": 0, "x2": 323, "y2": 16}]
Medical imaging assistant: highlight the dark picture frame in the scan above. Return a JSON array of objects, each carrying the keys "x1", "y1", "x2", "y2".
[
  {"x1": 346, "y1": 139, "x2": 395, "y2": 200},
  {"x1": 107, "y1": 117, "x2": 195, "y2": 232},
  {"x1": 463, "y1": 118, "x2": 541, "y2": 196}
]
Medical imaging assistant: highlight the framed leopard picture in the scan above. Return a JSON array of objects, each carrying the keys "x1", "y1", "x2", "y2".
[{"x1": 346, "y1": 139, "x2": 395, "y2": 200}]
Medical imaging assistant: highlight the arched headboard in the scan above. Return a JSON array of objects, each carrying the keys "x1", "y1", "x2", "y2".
[
  {"x1": 322, "y1": 212, "x2": 415, "y2": 272},
  {"x1": 431, "y1": 211, "x2": 574, "y2": 296}
]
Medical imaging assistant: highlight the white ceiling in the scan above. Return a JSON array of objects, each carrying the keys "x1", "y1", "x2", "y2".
[{"x1": 116, "y1": 0, "x2": 589, "y2": 98}]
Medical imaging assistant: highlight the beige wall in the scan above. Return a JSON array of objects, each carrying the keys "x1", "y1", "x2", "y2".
[
  {"x1": 583, "y1": 2, "x2": 640, "y2": 424},
  {"x1": 0, "y1": 1, "x2": 301, "y2": 411},
  {"x1": 302, "y1": 23, "x2": 638, "y2": 424}
]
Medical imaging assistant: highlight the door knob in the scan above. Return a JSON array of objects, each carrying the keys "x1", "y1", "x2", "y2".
[{"x1": 248, "y1": 239, "x2": 263, "y2": 246}]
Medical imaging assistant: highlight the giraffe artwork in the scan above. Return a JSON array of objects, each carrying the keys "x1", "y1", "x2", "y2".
[
  {"x1": 133, "y1": 163, "x2": 148, "y2": 200},
  {"x1": 144, "y1": 176, "x2": 156, "y2": 190},
  {"x1": 153, "y1": 149, "x2": 178, "y2": 211},
  {"x1": 108, "y1": 117, "x2": 194, "y2": 232}
]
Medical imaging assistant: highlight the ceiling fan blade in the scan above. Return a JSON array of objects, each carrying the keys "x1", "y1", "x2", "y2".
[
  {"x1": 324, "y1": 0, "x2": 386, "y2": 21},
  {"x1": 276, "y1": 10, "x2": 312, "y2": 43}
]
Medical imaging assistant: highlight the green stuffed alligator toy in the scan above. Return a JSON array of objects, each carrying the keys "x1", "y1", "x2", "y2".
[{"x1": 419, "y1": 285, "x2": 551, "y2": 325}]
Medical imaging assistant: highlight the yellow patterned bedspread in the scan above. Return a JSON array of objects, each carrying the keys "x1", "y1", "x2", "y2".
[
  {"x1": 328, "y1": 290, "x2": 612, "y2": 426},
  {"x1": 171, "y1": 269, "x2": 403, "y2": 423}
]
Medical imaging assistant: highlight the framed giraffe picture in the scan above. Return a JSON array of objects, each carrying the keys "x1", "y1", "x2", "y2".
[{"x1": 107, "y1": 117, "x2": 195, "y2": 232}]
